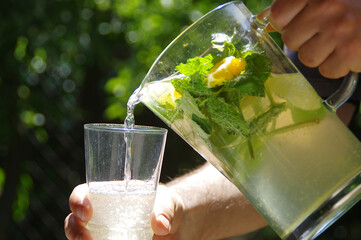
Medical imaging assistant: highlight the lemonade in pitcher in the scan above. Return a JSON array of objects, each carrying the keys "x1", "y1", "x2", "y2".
[{"x1": 135, "y1": 41, "x2": 361, "y2": 238}]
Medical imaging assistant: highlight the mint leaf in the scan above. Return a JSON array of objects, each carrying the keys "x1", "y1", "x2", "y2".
[
  {"x1": 224, "y1": 88, "x2": 242, "y2": 112},
  {"x1": 223, "y1": 49, "x2": 271, "y2": 97},
  {"x1": 213, "y1": 41, "x2": 242, "y2": 64},
  {"x1": 175, "y1": 92, "x2": 204, "y2": 117},
  {"x1": 175, "y1": 92, "x2": 212, "y2": 136},
  {"x1": 188, "y1": 74, "x2": 212, "y2": 97},
  {"x1": 171, "y1": 77, "x2": 190, "y2": 94},
  {"x1": 172, "y1": 42, "x2": 273, "y2": 140},
  {"x1": 251, "y1": 103, "x2": 286, "y2": 133},
  {"x1": 172, "y1": 77, "x2": 212, "y2": 100},
  {"x1": 225, "y1": 74, "x2": 265, "y2": 97},
  {"x1": 173, "y1": 54, "x2": 213, "y2": 98},
  {"x1": 171, "y1": 75, "x2": 211, "y2": 98},
  {"x1": 243, "y1": 51, "x2": 272, "y2": 83},
  {"x1": 175, "y1": 54, "x2": 214, "y2": 77},
  {"x1": 192, "y1": 114, "x2": 212, "y2": 134},
  {"x1": 223, "y1": 41, "x2": 238, "y2": 58},
  {"x1": 205, "y1": 96, "x2": 250, "y2": 136}
]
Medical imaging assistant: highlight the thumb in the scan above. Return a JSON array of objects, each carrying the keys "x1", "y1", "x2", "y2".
[{"x1": 151, "y1": 184, "x2": 184, "y2": 236}]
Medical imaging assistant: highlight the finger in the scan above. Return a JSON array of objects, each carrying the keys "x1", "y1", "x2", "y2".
[
  {"x1": 282, "y1": 0, "x2": 352, "y2": 51},
  {"x1": 296, "y1": 8, "x2": 358, "y2": 67},
  {"x1": 69, "y1": 184, "x2": 93, "y2": 223},
  {"x1": 151, "y1": 185, "x2": 173, "y2": 236},
  {"x1": 151, "y1": 185, "x2": 184, "y2": 236},
  {"x1": 270, "y1": 0, "x2": 308, "y2": 31},
  {"x1": 64, "y1": 213, "x2": 94, "y2": 240},
  {"x1": 319, "y1": 54, "x2": 350, "y2": 79},
  {"x1": 319, "y1": 39, "x2": 361, "y2": 78},
  {"x1": 151, "y1": 213, "x2": 171, "y2": 236},
  {"x1": 152, "y1": 233, "x2": 176, "y2": 240},
  {"x1": 281, "y1": 5, "x2": 320, "y2": 50},
  {"x1": 298, "y1": 32, "x2": 337, "y2": 68}
]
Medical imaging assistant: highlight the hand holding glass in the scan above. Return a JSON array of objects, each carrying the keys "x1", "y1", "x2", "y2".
[{"x1": 84, "y1": 124, "x2": 167, "y2": 240}]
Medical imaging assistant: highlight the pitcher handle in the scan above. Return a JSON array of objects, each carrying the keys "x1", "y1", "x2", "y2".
[
  {"x1": 323, "y1": 72, "x2": 359, "y2": 112},
  {"x1": 255, "y1": 7, "x2": 359, "y2": 112},
  {"x1": 254, "y1": 7, "x2": 275, "y2": 32}
]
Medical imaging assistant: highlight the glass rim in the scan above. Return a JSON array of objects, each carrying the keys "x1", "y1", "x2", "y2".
[{"x1": 84, "y1": 123, "x2": 168, "y2": 134}]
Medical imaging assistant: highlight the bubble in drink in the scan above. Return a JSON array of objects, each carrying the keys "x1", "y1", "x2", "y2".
[
  {"x1": 133, "y1": 41, "x2": 361, "y2": 238},
  {"x1": 86, "y1": 181, "x2": 156, "y2": 240}
]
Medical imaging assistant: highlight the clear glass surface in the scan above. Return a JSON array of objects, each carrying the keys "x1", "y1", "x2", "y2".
[
  {"x1": 134, "y1": 2, "x2": 361, "y2": 239},
  {"x1": 84, "y1": 123, "x2": 167, "y2": 240}
]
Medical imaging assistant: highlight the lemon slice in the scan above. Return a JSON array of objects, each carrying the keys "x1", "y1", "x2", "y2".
[
  {"x1": 145, "y1": 81, "x2": 179, "y2": 107},
  {"x1": 206, "y1": 56, "x2": 246, "y2": 88},
  {"x1": 265, "y1": 73, "x2": 322, "y2": 111}
]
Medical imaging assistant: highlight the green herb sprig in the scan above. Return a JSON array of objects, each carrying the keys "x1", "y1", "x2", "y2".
[{"x1": 171, "y1": 42, "x2": 274, "y2": 136}]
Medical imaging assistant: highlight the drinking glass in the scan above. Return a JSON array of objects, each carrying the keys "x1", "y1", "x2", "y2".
[
  {"x1": 134, "y1": 1, "x2": 361, "y2": 239},
  {"x1": 84, "y1": 123, "x2": 167, "y2": 240}
]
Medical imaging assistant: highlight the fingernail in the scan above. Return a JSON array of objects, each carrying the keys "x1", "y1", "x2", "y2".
[
  {"x1": 76, "y1": 207, "x2": 85, "y2": 222},
  {"x1": 157, "y1": 215, "x2": 170, "y2": 231}
]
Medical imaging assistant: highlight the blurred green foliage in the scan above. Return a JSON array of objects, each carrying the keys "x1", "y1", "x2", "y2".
[
  {"x1": 12, "y1": 173, "x2": 33, "y2": 222},
  {"x1": 0, "y1": 168, "x2": 5, "y2": 193},
  {"x1": 1, "y1": 0, "x2": 273, "y2": 131}
]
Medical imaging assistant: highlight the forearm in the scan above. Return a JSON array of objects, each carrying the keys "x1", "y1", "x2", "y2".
[{"x1": 167, "y1": 162, "x2": 267, "y2": 240}]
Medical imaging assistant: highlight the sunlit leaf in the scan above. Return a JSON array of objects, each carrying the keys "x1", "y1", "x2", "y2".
[{"x1": 12, "y1": 174, "x2": 33, "y2": 223}]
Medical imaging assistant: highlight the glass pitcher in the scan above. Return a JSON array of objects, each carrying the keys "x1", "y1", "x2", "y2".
[{"x1": 132, "y1": 2, "x2": 361, "y2": 239}]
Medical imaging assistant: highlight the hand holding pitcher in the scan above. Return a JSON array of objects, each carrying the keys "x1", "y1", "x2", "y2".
[
  {"x1": 269, "y1": 0, "x2": 361, "y2": 79},
  {"x1": 135, "y1": 2, "x2": 361, "y2": 239}
]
